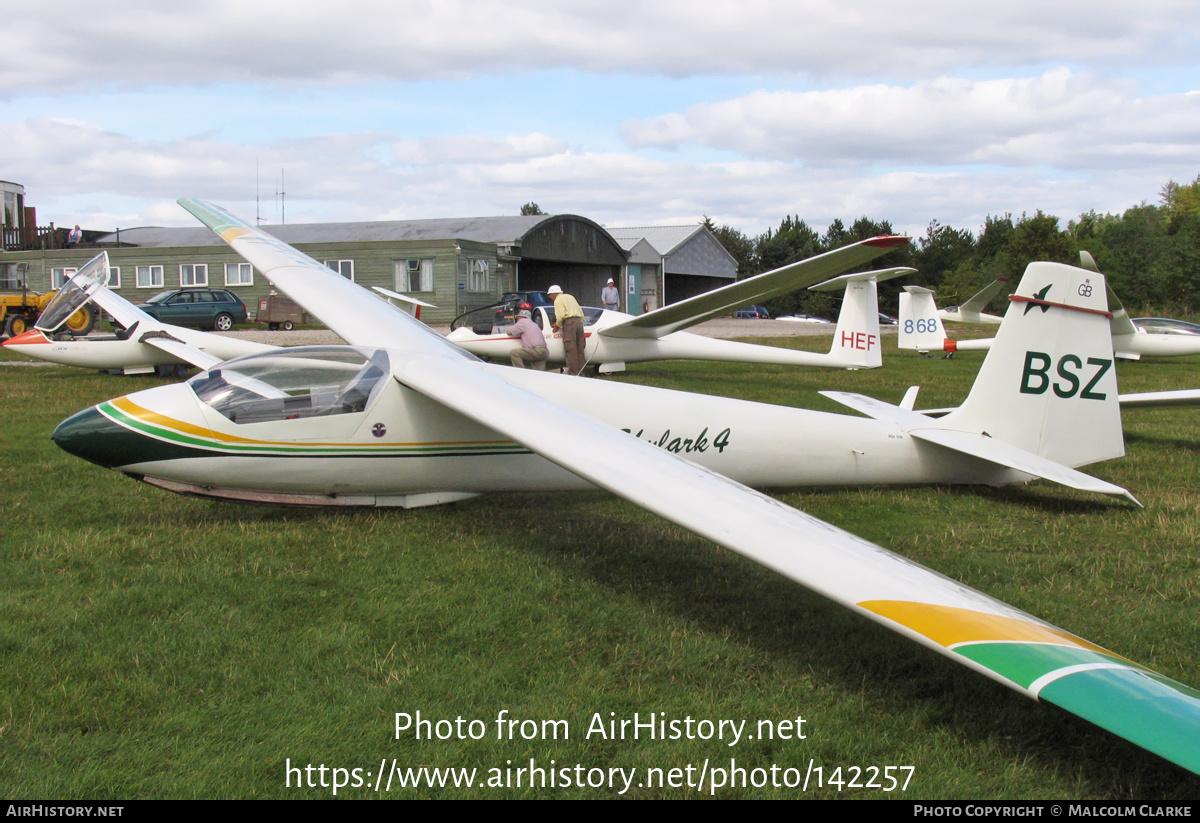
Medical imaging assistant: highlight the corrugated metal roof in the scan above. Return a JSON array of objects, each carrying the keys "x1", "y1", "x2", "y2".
[
  {"x1": 606, "y1": 225, "x2": 703, "y2": 256},
  {"x1": 96, "y1": 215, "x2": 555, "y2": 248}
]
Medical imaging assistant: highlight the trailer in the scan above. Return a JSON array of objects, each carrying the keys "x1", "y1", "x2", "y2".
[{"x1": 254, "y1": 293, "x2": 310, "y2": 331}]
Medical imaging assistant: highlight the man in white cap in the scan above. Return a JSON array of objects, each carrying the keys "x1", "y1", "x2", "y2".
[
  {"x1": 601, "y1": 277, "x2": 620, "y2": 312},
  {"x1": 548, "y1": 284, "x2": 586, "y2": 376}
]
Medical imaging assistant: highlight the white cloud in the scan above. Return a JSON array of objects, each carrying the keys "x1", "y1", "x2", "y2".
[
  {"x1": 391, "y1": 133, "x2": 568, "y2": 165},
  {"x1": 16, "y1": 114, "x2": 1169, "y2": 242},
  {"x1": 2, "y1": 0, "x2": 1197, "y2": 94},
  {"x1": 620, "y1": 70, "x2": 1200, "y2": 171}
]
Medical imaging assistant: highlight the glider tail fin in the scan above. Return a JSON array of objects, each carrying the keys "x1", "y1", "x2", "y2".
[
  {"x1": 827, "y1": 276, "x2": 882, "y2": 368},
  {"x1": 814, "y1": 267, "x2": 914, "y2": 369},
  {"x1": 958, "y1": 277, "x2": 1008, "y2": 314},
  {"x1": 897, "y1": 286, "x2": 948, "y2": 352},
  {"x1": 941, "y1": 262, "x2": 1123, "y2": 468}
]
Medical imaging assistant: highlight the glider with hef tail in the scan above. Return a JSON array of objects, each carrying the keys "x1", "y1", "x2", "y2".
[
  {"x1": 50, "y1": 198, "x2": 1200, "y2": 776},
  {"x1": 448, "y1": 248, "x2": 915, "y2": 373}
]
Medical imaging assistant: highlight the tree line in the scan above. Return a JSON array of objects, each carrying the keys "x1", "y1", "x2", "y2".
[{"x1": 704, "y1": 175, "x2": 1200, "y2": 319}]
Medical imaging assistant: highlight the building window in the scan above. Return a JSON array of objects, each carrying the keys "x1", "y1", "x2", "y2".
[
  {"x1": 51, "y1": 268, "x2": 77, "y2": 289},
  {"x1": 225, "y1": 262, "x2": 253, "y2": 286},
  {"x1": 107, "y1": 267, "x2": 120, "y2": 288},
  {"x1": 180, "y1": 263, "x2": 208, "y2": 287},
  {"x1": 2, "y1": 191, "x2": 16, "y2": 229},
  {"x1": 324, "y1": 260, "x2": 354, "y2": 281},
  {"x1": 467, "y1": 258, "x2": 489, "y2": 292},
  {"x1": 1, "y1": 263, "x2": 27, "y2": 290},
  {"x1": 396, "y1": 259, "x2": 433, "y2": 292},
  {"x1": 136, "y1": 265, "x2": 164, "y2": 288}
]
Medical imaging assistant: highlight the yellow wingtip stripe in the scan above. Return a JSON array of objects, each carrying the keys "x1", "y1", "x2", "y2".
[
  {"x1": 859, "y1": 600, "x2": 1111, "y2": 654},
  {"x1": 220, "y1": 228, "x2": 252, "y2": 242}
]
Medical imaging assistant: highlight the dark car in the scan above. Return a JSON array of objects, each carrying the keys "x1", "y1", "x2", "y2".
[
  {"x1": 734, "y1": 305, "x2": 771, "y2": 319},
  {"x1": 452, "y1": 291, "x2": 557, "y2": 332},
  {"x1": 138, "y1": 288, "x2": 249, "y2": 331},
  {"x1": 501, "y1": 291, "x2": 554, "y2": 310}
]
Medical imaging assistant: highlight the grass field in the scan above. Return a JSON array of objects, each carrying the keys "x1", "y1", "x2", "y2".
[{"x1": 1, "y1": 335, "x2": 1198, "y2": 799}]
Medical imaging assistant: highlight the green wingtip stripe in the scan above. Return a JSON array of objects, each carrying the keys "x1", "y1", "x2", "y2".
[
  {"x1": 954, "y1": 641, "x2": 1133, "y2": 690},
  {"x1": 1039, "y1": 666, "x2": 1200, "y2": 774},
  {"x1": 178, "y1": 198, "x2": 239, "y2": 233},
  {"x1": 957, "y1": 641, "x2": 1200, "y2": 773}
]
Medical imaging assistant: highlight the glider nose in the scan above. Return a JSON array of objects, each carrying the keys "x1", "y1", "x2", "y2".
[
  {"x1": 2, "y1": 329, "x2": 50, "y2": 349},
  {"x1": 52, "y1": 405, "x2": 130, "y2": 469}
]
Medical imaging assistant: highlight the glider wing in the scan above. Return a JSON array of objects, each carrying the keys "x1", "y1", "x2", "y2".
[
  {"x1": 183, "y1": 197, "x2": 1200, "y2": 774},
  {"x1": 599, "y1": 236, "x2": 909, "y2": 340}
]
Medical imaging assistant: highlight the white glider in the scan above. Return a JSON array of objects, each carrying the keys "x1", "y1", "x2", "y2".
[
  {"x1": 902, "y1": 254, "x2": 1200, "y2": 360},
  {"x1": 938, "y1": 277, "x2": 1008, "y2": 324},
  {"x1": 446, "y1": 245, "x2": 915, "y2": 373},
  {"x1": 898, "y1": 285, "x2": 993, "y2": 354},
  {"x1": 2, "y1": 251, "x2": 274, "y2": 373},
  {"x1": 50, "y1": 198, "x2": 1200, "y2": 775}
]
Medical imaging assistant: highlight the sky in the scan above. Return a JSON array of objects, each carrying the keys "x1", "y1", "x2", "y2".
[{"x1": 3, "y1": 0, "x2": 1198, "y2": 240}]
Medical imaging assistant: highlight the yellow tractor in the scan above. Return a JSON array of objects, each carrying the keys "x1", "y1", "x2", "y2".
[{"x1": 1, "y1": 288, "x2": 96, "y2": 337}]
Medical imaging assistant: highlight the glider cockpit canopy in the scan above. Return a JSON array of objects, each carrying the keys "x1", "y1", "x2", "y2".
[
  {"x1": 36, "y1": 252, "x2": 111, "y2": 333},
  {"x1": 451, "y1": 299, "x2": 604, "y2": 335},
  {"x1": 189, "y1": 346, "x2": 390, "y2": 425}
]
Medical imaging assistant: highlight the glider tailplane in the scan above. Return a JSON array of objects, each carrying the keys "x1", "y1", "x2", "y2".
[
  {"x1": 897, "y1": 286, "x2": 949, "y2": 352},
  {"x1": 940, "y1": 262, "x2": 1123, "y2": 469}
]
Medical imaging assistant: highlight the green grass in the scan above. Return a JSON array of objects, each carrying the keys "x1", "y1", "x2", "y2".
[{"x1": 1, "y1": 338, "x2": 1199, "y2": 799}]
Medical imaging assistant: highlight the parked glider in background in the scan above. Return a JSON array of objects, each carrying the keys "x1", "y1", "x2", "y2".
[
  {"x1": 1077, "y1": 251, "x2": 1200, "y2": 360},
  {"x1": 938, "y1": 277, "x2": 1007, "y2": 324},
  {"x1": 447, "y1": 243, "x2": 914, "y2": 373},
  {"x1": 48, "y1": 199, "x2": 1200, "y2": 774},
  {"x1": 900, "y1": 258, "x2": 1200, "y2": 360},
  {"x1": 898, "y1": 286, "x2": 992, "y2": 355},
  {"x1": 371, "y1": 286, "x2": 437, "y2": 319},
  {"x1": 2, "y1": 252, "x2": 275, "y2": 373}
]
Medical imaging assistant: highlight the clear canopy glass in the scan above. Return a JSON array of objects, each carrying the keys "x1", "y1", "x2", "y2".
[{"x1": 189, "y1": 346, "x2": 390, "y2": 424}]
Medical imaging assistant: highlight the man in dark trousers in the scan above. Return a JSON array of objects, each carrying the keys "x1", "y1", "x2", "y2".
[{"x1": 548, "y1": 284, "x2": 586, "y2": 376}]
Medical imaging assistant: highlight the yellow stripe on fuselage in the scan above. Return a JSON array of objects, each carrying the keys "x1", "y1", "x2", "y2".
[
  {"x1": 110, "y1": 395, "x2": 515, "y2": 450},
  {"x1": 112, "y1": 396, "x2": 258, "y2": 444}
]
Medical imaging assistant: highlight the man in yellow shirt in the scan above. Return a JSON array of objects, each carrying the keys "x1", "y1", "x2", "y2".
[{"x1": 548, "y1": 284, "x2": 586, "y2": 376}]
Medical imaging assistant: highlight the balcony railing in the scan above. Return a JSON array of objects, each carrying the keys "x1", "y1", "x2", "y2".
[{"x1": 3, "y1": 225, "x2": 66, "y2": 252}]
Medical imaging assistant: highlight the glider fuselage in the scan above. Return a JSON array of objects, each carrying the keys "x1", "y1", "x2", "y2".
[
  {"x1": 54, "y1": 349, "x2": 1016, "y2": 506},
  {"x1": 1114, "y1": 330, "x2": 1200, "y2": 358},
  {"x1": 3, "y1": 328, "x2": 273, "y2": 373}
]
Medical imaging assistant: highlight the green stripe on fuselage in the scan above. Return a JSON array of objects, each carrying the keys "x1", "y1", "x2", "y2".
[
  {"x1": 53, "y1": 406, "x2": 206, "y2": 467},
  {"x1": 98, "y1": 402, "x2": 529, "y2": 459}
]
